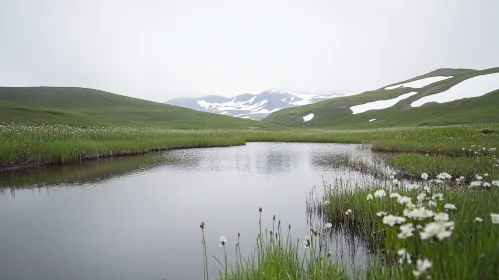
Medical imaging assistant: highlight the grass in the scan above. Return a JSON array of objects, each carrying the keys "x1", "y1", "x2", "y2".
[
  {"x1": 263, "y1": 66, "x2": 499, "y2": 129},
  {"x1": 314, "y1": 174, "x2": 499, "y2": 279},
  {"x1": 0, "y1": 87, "x2": 272, "y2": 129},
  {"x1": 200, "y1": 210, "x2": 347, "y2": 280},
  {"x1": 1, "y1": 121, "x2": 499, "y2": 278},
  {"x1": 190, "y1": 124, "x2": 499, "y2": 279},
  {"x1": 203, "y1": 166, "x2": 499, "y2": 279},
  {"x1": 2, "y1": 123, "x2": 499, "y2": 171},
  {"x1": 383, "y1": 152, "x2": 498, "y2": 180}
]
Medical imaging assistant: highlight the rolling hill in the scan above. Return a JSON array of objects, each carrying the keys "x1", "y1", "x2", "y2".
[
  {"x1": 0, "y1": 87, "x2": 269, "y2": 129},
  {"x1": 167, "y1": 90, "x2": 343, "y2": 120},
  {"x1": 263, "y1": 67, "x2": 499, "y2": 128}
]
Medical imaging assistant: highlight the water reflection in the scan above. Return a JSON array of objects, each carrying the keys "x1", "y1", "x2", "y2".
[{"x1": 0, "y1": 143, "x2": 383, "y2": 280}]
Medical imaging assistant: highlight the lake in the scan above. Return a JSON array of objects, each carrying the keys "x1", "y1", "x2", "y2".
[{"x1": 0, "y1": 143, "x2": 380, "y2": 280}]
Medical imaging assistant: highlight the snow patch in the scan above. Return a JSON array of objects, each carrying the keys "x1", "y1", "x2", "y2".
[
  {"x1": 385, "y1": 76, "x2": 453, "y2": 90},
  {"x1": 303, "y1": 113, "x2": 314, "y2": 122},
  {"x1": 197, "y1": 100, "x2": 210, "y2": 109},
  {"x1": 411, "y1": 73, "x2": 499, "y2": 107},
  {"x1": 350, "y1": 92, "x2": 418, "y2": 114},
  {"x1": 369, "y1": 119, "x2": 376, "y2": 122}
]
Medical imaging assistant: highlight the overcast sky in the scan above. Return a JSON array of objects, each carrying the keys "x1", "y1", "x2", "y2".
[{"x1": 1, "y1": 0, "x2": 498, "y2": 102}]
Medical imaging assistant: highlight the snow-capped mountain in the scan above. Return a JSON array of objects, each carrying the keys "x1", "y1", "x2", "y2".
[{"x1": 166, "y1": 90, "x2": 344, "y2": 120}]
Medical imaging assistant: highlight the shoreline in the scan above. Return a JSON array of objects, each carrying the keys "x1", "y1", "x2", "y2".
[{"x1": 0, "y1": 142, "x2": 247, "y2": 172}]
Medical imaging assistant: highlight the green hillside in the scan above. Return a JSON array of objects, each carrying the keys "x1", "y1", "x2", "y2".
[
  {"x1": 263, "y1": 67, "x2": 499, "y2": 128},
  {"x1": 0, "y1": 87, "x2": 268, "y2": 129}
]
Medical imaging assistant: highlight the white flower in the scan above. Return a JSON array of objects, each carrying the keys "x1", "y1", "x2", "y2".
[
  {"x1": 383, "y1": 215, "x2": 406, "y2": 226},
  {"x1": 424, "y1": 186, "x2": 431, "y2": 193},
  {"x1": 434, "y1": 179, "x2": 444, "y2": 184},
  {"x1": 398, "y1": 248, "x2": 411, "y2": 264},
  {"x1": 345, "y1": 209, "x2": 352, "y2": 215},
  {"x1": 475, "y1": 217, "x2": 483, "y2": 222},
  {"x1": 436, "y1": 172, "x2": 452, "y2": 180},
  {"x1": 420, "y1": 221, "x2": 455, "y2": 241},
  {"x1": 470, "y1": 181, "x2": 482, "y2": 187},
  {"x1": 398, "y1": 223, "x2": 414, "y2": 239},
  {"x1": 417, "y1": 193, "x2": 426, "y2": 202},
  {"x1": 303, "y1": 235, "x2": 311, "y2": 248},
  {"x1": 484, "y1": 173, "x2": 489, "y2": 177},
  {"x1": 434, "y1": 212, "x2": 449, "y2": 222},
  {"x1": 483, "y1": 182, "x2": 491, "y2": 188},
  {"x1": 324, "y1": 200, "x2": 330, "y2": 206},
  {"x1": 219, "y1": 235, "x2": 227, "y2": 247},
  {"x1": 389, "y1": 175, "x2": 395, "y2": 180},
  {"x1": 428, "y1": 200, "x2": 437, "y2": 207},
  {"x1": 367, "y1": 194, "x2": 373, "y2": 200},
  {"x1": 325, "y1": 223, "x2": 332, "y2": 229},
  {"x1": 460, "y1": 176, "x2": 465, "y2": 181},
  {"x1": 413, "y1": 259, "x2": 432, "y2": 277},
  {"x1": 406, "y1": 183, "x2": 420, "y2": 190},
  {"x1": 416, "y1": 225, "x2": 423, "y2": 230},
  {"x1": 397, "y1": 196, "x2": 412, "y2": 206},
  {"x1": 492, "y1": 181, "x2": 499, "y2": 187},
  {"x1": 390, "y1": 192, "x2": 401, "y2": 199},
  {"x1": 374, "y1": 189, "x2": 386, "y2": 199},
  {"x1": 421, "y1": 173, "x2": 429, "y2": 180},
  {"x1": 476, "y1": 175, "x2": 483, "y2": 180},
  {"x1": 403, "y1": 207, "x2": 435, "y2": 220},
  {"x1": 376, "y1": 211, "x2": 387, "y2": 217},
  {"x1": 491, "y1": 213, "x2": 499, "y2": 224},
  {"x1": 392, "y1": 179, "x2": 400, "y2": 185},
  {"x1": 444, "y1": 204, "x2": 457, "y2": 210},
  {"x1": 432, "y1": 193, "x2": 444, "y2": 201}
]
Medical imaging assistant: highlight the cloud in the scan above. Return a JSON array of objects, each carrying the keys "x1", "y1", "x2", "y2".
[{"x1": 0, "y1": 0, "x2": 498, "y2": 102}]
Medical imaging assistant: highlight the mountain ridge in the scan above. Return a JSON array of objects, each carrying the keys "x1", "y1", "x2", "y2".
[
  {"x1": 166, "y1": 90, "x2": 344, "y2": 120},
  {"x1": 263, "y1": 67, "x2": 499, "y2": 128},
  {"x1": 0, "y1": 87, "x2": 269, "y2": 129}
]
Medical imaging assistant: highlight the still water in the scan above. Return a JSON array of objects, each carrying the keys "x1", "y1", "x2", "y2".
[{"x1": 0, "y1": 143, "x2": 378, "y2": 280}]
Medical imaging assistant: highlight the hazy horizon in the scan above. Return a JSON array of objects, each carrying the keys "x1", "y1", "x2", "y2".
[{"x1": 1, "y1": 0, "x2": 498, "y2": 103}]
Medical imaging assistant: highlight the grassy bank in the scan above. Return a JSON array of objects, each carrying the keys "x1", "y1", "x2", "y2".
[
  {"x1": 204, "y1": 173, "x2": 499, "y2": 279},
  {"x1": 315, "y1": 174, "x2": 499, "y2": 279},
  {"x1": 1, "y1": 123, "x2": 498, "y2": 170}
]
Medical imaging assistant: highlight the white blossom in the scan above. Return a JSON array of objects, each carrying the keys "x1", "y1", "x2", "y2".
[
  {"x1": 491, "y1": 213, "x2": 499, "y2": 224},
  {"x1": 421, "y1": 221, "x2": 455, "y2": 241},
  {"x1": 444, "y1": 204, "x2": 457, "y2": 210},
  {"x1": 397, "y1": 223, "x2": 414, "y2": 239},
  {"x1": 403, "y1": 207, "x2": 435, "y2": 220},
  {"x1": 383, "y1": 215, "x2": 406, "y2": 226},
  {"x1": 413, "y1": 259, "x2": 432, "y2": 277},
  {"x1": 390, "y1": 192, "x2": 401, "y2": 199},
  {"x1": 374, "y1": 189, "x2": 386, "y2": 199},
  {"x1": 219, "y1": 235, "x2": 227, "y2": 247},
  {"x1": 397, "y1": 196, "x2": 412, "y2": 206}
]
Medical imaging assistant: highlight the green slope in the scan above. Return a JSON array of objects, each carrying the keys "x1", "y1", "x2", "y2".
[
  {"x1": 0, "y1": 87, "x2": 268, "y2": 129},
  {"x1": 263, "y1": 67, "x2": 499, "y2": 128}
]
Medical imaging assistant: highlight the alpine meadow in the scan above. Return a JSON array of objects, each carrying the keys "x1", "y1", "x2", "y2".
[{"x1": 1, "y1": 1, "x2": 499, "y2": 280}]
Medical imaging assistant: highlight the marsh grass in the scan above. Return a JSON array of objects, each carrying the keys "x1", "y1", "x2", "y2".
[
  {"x1": 315, "y1": 177, "x2": 499, "y2": 279},
  {"x1": 384, "y1": 152, "x2": 498, "y2": 180},
  {"x1": 200, "y1": 212, "x2": 347, "y2": 280},
  {"x1": 3, "y1": 123, "x2": 499, "y2": 170}
]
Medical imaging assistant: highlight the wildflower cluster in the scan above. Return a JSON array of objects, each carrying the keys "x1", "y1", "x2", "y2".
[{"x1": 360, "y1": 171, "x2": 499, "y2": 277}]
